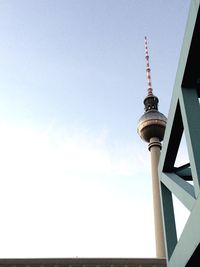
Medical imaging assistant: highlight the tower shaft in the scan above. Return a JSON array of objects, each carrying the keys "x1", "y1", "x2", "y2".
[
  {"x1": 149, "y1": 137, "x2": 165, "y2": 257},
  {"x1": 137, "y1": 37, "x2": 167, "y2": 258}
]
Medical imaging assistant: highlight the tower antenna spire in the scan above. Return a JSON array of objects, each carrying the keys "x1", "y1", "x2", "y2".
[{"x1": 144, "y1": 36, "x2": 153, "y2": 96}]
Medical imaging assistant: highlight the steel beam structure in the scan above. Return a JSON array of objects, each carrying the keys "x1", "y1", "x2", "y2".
[{"x1": 158, "y1": 0, "x2": 200, "y2": 266}]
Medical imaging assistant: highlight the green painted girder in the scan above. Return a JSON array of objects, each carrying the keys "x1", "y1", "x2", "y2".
[
  {"x1": 160, "y1": 172, "x2": 195, "y2": 211},
  {"x1": 174, "y1": 163, "x2": 192, "y2": 180},
  {"x1": 158, "y1": 0, "x2": 200, "y2": 266}
]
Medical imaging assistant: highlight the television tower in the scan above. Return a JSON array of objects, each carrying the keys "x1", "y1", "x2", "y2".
[{"x1": 137, "y1": 36, "x2": 167, "y2": 257}]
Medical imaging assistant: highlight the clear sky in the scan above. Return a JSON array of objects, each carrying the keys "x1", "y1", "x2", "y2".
[{"x1": 0, "y1": 0, "x2": 190, "y2": 258}]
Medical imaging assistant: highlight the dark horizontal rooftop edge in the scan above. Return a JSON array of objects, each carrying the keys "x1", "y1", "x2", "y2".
[{"x1": 0, "y1": 258, "x2": 166, "y2": 266}]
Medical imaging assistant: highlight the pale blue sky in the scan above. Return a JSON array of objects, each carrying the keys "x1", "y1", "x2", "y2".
[{"x1": 0, "y1": 0, "x2": 190, "y2": 258}]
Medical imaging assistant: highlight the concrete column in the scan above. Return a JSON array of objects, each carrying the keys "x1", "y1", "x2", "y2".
[{"x1": 149, "y1": 137, "x2": 165, "y2": 258}]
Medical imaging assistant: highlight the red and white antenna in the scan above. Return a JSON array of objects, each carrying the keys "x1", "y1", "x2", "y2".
[{"x1": 144, "y1": 36, "x2": 153, "y2": 96}]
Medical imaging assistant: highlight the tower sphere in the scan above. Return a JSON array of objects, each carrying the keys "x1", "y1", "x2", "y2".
[{"x1": 137, "y1": 109, "x2": 167, "y2": 143}]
